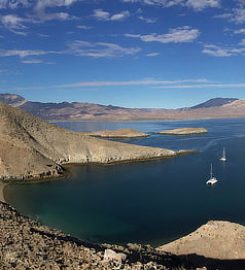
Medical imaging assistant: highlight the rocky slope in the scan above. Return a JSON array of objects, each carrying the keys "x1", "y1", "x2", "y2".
[
  {"x1": 1, "y1": 94, "x2": 245, "y2": 120},
  {"x1": 0, "y1": 103, "x2": 186, "y2": 181},
  {"x1": 0, "y1": 201, "x2": 194, "y2": 270},
  {"x1": 158, "y1": 128, "x2": 208, "y2": 135},
  {"x1": 1, "y1": 201, "x2": 245, "y2": 270}
]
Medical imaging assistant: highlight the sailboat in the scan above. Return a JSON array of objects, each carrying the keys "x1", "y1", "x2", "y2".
[
  {"x1": 206, "y1": 163, "x2": 218, "y2": 185},
  {"x1": 220, "y1": 147, "x2": 227, "y2": 162}
]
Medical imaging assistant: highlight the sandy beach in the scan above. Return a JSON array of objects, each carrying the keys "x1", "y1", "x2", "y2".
[{"x1": 0, "y1": 181, "x2": 6, "y2": 202}]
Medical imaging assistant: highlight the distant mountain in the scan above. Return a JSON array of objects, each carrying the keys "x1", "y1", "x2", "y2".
[
  {"x1": 0, "y1": 93, "x2": 244, "y2": 120},
  {"x1": 191, "y1": 98, "x2": 239, "y2": 109},
  {"x1": 0, "y1": 93, "x2": 27, "y2": 107}
]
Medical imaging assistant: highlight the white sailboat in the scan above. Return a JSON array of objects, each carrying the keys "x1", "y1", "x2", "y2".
[
  {"x1": 220, "y1": 147, "x2": 226, "y2": 162},
  {"x1": 206, "y1": 163, "x2": 218, "y2": 185}
]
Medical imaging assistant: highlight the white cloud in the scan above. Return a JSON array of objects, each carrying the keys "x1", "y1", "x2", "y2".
[
  {"x1": 93, "y1": 9, "x2": 130, "y2": 21},
  {"x1": 0, "y1": 0, "x2": 33, "y2": 9},
  {"x1": 202, "y1": 44, "x2": 245, "y2": 57},
  {"x1": 35, "y1": 0, "x2": 77, "y2": 9},
  {"x1": 0, "y1": 49, "x2": 51, "y2": 58},
  {"x1": 67, "y1": 40, "x2": 140, "y2": 58},
  {"x1": 7, "y1": 79, "x2": 245, "y2": 92},
  {"x1": 56, "y1": 78, "x2": 209, "y2": 88},
  {"x1": 215, "y1": 2, "x2": 245, "y2": 24},
  {"x1": 93, "y1": 9, "x2": 110, "y2": 20},
  {"x1": 0, "y1": 40, "x2": 140, "y2": 60},
  {"x1": 33, "y1": 0, "x2": 77, "y2": 22},
  {"x1": 0, "y1": 14, "x2": 28, "y2": 35},
  {"x1": 230, "y1": 7, "x2": 245, "y2": 23},
  {"x1": 125, "y1": 26, "x2": 200, "y2": 44},
  {"x1": 20, "y1": 59, "x2": 54, "y2": 64},
  {"x1": 185, "y1": 0, "x2": 220, "y2": 10},
  {"x1": 136, "y1": 8, "x2": 157, "y2": 23},
  {"x1": 76, "y1": 25, "x2": 92, "y2": 30},
  {"x1": 111, "y1": 11, "x2": 130, "y2": 21},
  {"x1": 240, "y1": 39, "x2": 245, "y2": 45},
  {"x1": 156, "y1": 82, "x2": 245, "y2": 89},
  {"x1": 138, "y1": 15, "x2": 157, "y2": 23},
  {"x1": 0, "y1": 0, "x2": 79, "y2": 35},
  {"x1": 146, "y1": 52, "x2": 160, "y2": 56},
  {"x1": 122, "y1": 0, "x2": 220, "y2": 11},
  {"x1": 234, "y1": 28, "x2": 245, "y2": 34}
]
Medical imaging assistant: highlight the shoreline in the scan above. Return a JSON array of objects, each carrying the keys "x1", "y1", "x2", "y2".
[{"x1": 0, "y1": 181, "x2": 6, "y2": 203}]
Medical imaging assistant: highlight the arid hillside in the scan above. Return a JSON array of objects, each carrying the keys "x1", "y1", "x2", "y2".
[{"x1": 0, "y1": 103, "x2": 182, "y2": 181}]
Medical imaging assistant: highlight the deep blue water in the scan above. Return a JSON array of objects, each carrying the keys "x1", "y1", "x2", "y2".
[{"x1": 5, "y1": 119, "x2": 245, "y2": 246}]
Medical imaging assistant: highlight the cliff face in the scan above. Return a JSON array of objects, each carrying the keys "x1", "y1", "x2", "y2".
[{"x1": 0, "y1": 103, "x2": 178, "y2": 181}]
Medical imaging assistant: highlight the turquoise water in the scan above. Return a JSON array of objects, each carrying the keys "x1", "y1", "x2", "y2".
[{"x1": 5, "y1": 119, "x2": 245, "y2": 246}]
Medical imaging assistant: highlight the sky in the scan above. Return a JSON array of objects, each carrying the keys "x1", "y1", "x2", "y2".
[{"x1": 0, "y1": 0, "x2": 245, "y2": 108}]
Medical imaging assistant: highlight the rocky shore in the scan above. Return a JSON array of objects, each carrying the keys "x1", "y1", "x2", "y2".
[
  {"x1": 0, "y1": 201, "x2": 196, "y2": 270},
  {"x1": 80, "y1": 128, "x2": 149, "y2": 138},
  {"x1": 158, "y1": 128, "x2": 208, "y2": 135}
]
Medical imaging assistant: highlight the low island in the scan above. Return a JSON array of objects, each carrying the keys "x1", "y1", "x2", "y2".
[
  {"x1": 80, "y1": 128, "x2": 149, "y2": 138},
  {"x1": 158, "y1": 127, "x2": 208, "y2": 135}
]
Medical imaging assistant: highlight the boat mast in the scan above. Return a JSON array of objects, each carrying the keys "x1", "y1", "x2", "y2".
[
  {"x1": 210, "y1": 163, "x2": 213, "y2": 178},
  {"x1": 223, "y1": 147, "x2": 226, "y2": 159}
]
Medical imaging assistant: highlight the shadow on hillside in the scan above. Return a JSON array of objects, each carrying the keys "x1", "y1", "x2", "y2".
[{"x1": 178, "y1": 254, "x2": 245, "y2": 270}]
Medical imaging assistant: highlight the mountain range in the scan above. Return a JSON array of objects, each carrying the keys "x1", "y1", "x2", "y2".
[{"x1": 0, "y1": 93, "x2": 244, "y2": 121}]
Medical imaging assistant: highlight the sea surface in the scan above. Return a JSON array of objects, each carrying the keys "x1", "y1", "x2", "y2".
[{"x1": 5, "y1": 119, "x2": 245, "y2": 246}]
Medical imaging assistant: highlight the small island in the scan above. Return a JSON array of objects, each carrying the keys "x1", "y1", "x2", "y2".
[
  {"x1": 80, "y1": 128, "x2": 149, "y2": 138},
  {"x1": 158, "y1": 127, "x2": 208, "y2": 135}
]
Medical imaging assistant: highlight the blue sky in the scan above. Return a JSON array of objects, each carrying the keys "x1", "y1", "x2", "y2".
[{"x1": 0, "y1": 0, "x2": 245, "y2": 108}]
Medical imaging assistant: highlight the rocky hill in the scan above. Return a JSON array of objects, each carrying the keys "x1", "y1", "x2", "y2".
[
  {"x1": 0, "y1": 103, "x2": 184, "y2": 181},
  {"x1": 1, "y1": 94, "x2": 245, "y2": 120},
  {"x1": 1, "y1": 201, "x2": 244, "y2": 270}
]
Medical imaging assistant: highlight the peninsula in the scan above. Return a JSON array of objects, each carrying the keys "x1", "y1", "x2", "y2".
[
  {"x1": 0, "y1": 103, "x2": 188, "y2": 181},
  {"x1": 158, "y1": 128, "x2": 208, "y2": 135}
]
